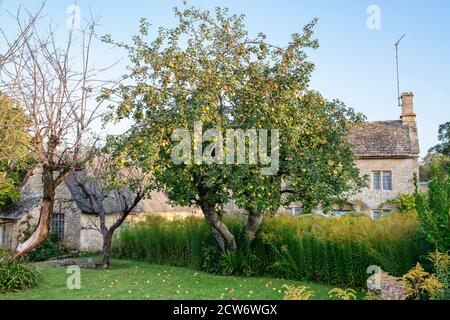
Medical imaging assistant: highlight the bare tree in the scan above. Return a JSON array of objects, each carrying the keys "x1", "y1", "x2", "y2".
[
  {"x1": 0, "y1": 4, "x2": 44, "y2": 170},
  {"x1": 0, "y1": 6, "x2": 118, "y2": 257},
  {"x1": 68, "y1": 150, "x2": 153, "y2": 269},
  {"x1": 0, "y1": 3, "x2": 44, "y2": 70}
]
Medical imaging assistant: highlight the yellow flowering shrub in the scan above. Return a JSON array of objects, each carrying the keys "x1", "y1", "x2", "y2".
[
  {"x1": 402, "y1": 263, "x2": 444, "y2": 300},
  {"x1": 282, "y1": 285, "x2": 315, "y2": 300}
]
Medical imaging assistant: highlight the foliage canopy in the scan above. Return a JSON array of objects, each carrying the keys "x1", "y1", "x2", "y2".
[{"x1": 104, "y1": 4, "x2": 366, "y2": 251}]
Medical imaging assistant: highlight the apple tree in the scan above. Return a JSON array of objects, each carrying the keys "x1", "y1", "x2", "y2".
[{"x1": 103, "y1": 4, "x2": 366, "y2": 252}]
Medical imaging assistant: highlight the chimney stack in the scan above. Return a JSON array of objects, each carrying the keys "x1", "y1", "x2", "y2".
[{"x1": 401, "y1": 92, "x2": 416, "y2": 128}]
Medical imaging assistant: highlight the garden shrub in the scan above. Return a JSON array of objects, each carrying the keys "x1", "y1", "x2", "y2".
[
  {"x1": 282, "y1": 285, "x2": 314, "y2": 300},
  {"x1": 113, "y1": 213, "x2": 426, "y2": 288},
  {"x1": 415, "y1": 166, "x2": 450, "y2": 252},
  {"x1": 402, "y1": 263, "x2": 444, "y2": 300},
  {"x1": 0, "y1": 250, "x2": 39, "y2": 293},
  {"x1": 26, "y1": 232, "x2": 71, "y2": 262},
  {"x1": 219, "y1": 251, "x2": 259, "y2": 277},
  {"x1": 328, "y1": 288, "x2": 357, "y2": 300},
  {"x1": 386, "y1": 193, "x2": 416, "y2": 214},
  {"x1": 429, "y1": 251, "x2": 450, "y2": 300},
  {"x1": 200, "y1": 245, "x2": 223, "y2": 275}
]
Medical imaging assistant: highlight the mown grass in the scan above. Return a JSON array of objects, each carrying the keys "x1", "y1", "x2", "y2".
[{"x1": 0, "y1": 258, "x2": 346, "y2": 300}]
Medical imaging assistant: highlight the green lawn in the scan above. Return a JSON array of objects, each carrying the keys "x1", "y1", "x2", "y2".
[{"x1": 0, "y1": 258, "x2": 342, "y2": 300}]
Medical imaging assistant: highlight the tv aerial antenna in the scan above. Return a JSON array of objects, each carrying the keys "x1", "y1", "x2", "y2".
[{"x1": 394, "y1": 34, "x2": 406, "y2": 107}]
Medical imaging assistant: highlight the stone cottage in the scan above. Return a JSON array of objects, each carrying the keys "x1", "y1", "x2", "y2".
[
  {"x1": 0, "y1": 92, "x2": 420, "y2": 251},
  {"x1": 346, "y1": 92, "x2": 420, "y2": 218},
  {"x1": 0, "y1": 169, "x2": 202, "y2": 251},
  {"x1": 285, "y1": 92, "x2": 420, "y2": 218}
]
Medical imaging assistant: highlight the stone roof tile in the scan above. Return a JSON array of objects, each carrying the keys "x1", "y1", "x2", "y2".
[{"x1": 346, "y1": 120, "x2": 419, "y2": 158}]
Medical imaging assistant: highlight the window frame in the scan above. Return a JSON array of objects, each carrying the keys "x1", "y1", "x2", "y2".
[
  {"x1": 1, "y1": 224, "x2": 13, "y2": 249},
  {"x1": 383, "y1": 171, "x2": 393, "y2": 191},
  {"x1": 51, "y1": 202, "x2": 65, "y2": 243},
  {"x1": 372, "y1": 171, "x2": 382, "y2": 191},
  {"x1": 285, "y1": 207, "x2": 302, "y2": 216},
  {"x1": 371, "y1": 210, "x2": 391, "y2": 220},
  {"x1": 372, "y1": 171, "x2": 393, "y2": 192}
]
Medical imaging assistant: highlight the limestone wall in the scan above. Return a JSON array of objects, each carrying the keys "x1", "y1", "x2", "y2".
[
  {"x1": 55, "y1": 182, "x2": 82, "y2": 249},
  {"x1": 11, "y1": 168, "x2": 82, "y2": 250},
  {"x1": 127, "y1": 211, "x2": 204, "y2": 224},
  {"x1": 350, "y1": 157, "x2": 419, "y2": 210},
  {"x1": 79, "y1": 213, "x2": 122, "y2": 252}
]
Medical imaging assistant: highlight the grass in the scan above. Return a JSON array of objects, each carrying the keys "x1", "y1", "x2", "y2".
[
  {"x1": 113, "y1": 214, "x2": 424, "y2": 287},
  {"x1": 0, "y1": 258, "x2": 344, "y2": 300}
]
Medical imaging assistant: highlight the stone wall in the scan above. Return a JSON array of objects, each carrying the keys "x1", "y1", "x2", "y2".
[
  {"x1": 79, "y1": 213, "x2": 122, "y2": 252},
  {"x1": 127, "y1": 211, "x2": 204, "y2": 224},
  {"x1": 9, "y1": 168, "x2": 83, "y2": 250},
  {"x1": 54, "y1": 182, "x2": 82, "y2": 249},
  {"x1": 350, "y1": 157, "x2": 419, "y2": 211}
]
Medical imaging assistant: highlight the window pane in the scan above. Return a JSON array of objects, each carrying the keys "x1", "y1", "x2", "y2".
[
  {"x1": 286, "y1": 208, "x2": 293, "y2": 214},
  {"x1": 373, "y1": 172, "x2": 381, "y2": 191},
  {"x1": 383, "y1": 172, "x2": 392, "y2": 191},
  {"x1": 51, "y1": 213, "x2": 65, "y2": 243},
  {"x1": 372, "y1": 211, "x2": 381, "y2": 220}
]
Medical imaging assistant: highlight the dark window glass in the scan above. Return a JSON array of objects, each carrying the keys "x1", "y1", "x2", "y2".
[
  {"x1": 51, "y1": 203, "x2": 65, "y2": 243},
  {"x1": 383, "y1": 172, "x2": 392, "y2": 191},
  {"x1": 373, "y1": 210, "x2": 391, "y2": 220},
  {"x1": 373, "y1": 172, "x2": 381, "y2": 191}
]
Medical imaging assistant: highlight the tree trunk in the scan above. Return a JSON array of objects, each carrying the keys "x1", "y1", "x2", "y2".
[
  {"x1": 199, "y1": 193, "x2": 236, "y2": 253},
  {"x1": 102, "y1": 232, "x2": 113, "y2": 269},
  {"x1": 15, "y1": 168, "x2": 55, "y2": 258},
  {"x1": 245, "y1": 209, "x2": 264, "y2": 241}
]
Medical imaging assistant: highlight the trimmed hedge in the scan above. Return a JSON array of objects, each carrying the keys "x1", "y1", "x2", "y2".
[{"x1": 112, "y1": 213, "x2": 428, "y2": 287}]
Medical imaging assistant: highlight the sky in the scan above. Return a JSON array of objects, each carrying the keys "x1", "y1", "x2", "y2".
[{"x1": 1, "y1": 0, "x2": 449, "y2": 158}]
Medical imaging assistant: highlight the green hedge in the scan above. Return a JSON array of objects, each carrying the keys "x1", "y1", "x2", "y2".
[{"x1": 112, "y1": 213, "x2": 428, "y2": 287}]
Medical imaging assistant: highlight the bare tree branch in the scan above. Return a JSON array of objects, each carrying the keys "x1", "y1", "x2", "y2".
[
  {"x1": 0, "y1": 4, "x2": 121, "y2": 257},
  {"x1": 68, "y1": 153, "x2": 151, "y2": 268}
]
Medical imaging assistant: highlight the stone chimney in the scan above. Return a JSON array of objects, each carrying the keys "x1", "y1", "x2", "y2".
[{"x1": 400, "y1": 92, "x2": 416, "y2": 128}]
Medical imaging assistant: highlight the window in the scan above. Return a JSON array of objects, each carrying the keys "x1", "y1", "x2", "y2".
[
  {"x1": 285, "y1": 207, "x2": 302, "y2": 215},
  {"x1": 383, "y1": 172, "x2": 392, "y2": 191},
  {"x1": 51, "y1": 202, "x2": 65, "y2": 243},
  {"x1": 373, "y1": 171, "x2": 393, "y2": 191},
  {"x1": 373, "y1": 172, "x2": 381, "y2": 191},
  {"x1": 372, "y1": 210, "x2": 391, "y2": 220},
  {"x1": 330, "y1": 211, "x2": 351, "y2": 217},
  {"x1": 1, "y1": 224, "x2": 12, "y2": 249}
]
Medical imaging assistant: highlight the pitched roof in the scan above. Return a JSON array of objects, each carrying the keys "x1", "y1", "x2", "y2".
[
  {"x1": 0, "y1": 193, "x2": 42, "y2": 220},
  {"x1": 64, "y1": 172, "x2": 199, "y2": 215},
  {"x1": 346, "y1": 120, "x2": 420, "y2": 158}
]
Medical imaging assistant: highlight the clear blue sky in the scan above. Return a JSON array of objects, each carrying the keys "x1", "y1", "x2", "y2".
[{"x1": 2, "y1": 0, "x2": 450, "y2": 157}]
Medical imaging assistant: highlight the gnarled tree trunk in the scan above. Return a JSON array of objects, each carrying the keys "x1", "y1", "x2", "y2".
[
  {"x1": 244, "y1": 209, "x2": 264, "y2": 241},
  {"x1": 102, "y1": 231, "x2": 113, "y2": 269},
  {"x1": 15, "y1": 168, "x2": 55, "y2": 258},
  {"x1": 199, "y1": 190, "x2": 236, "y2": 253},
  {"x1": 100, "y1": 195, "x2": 143, "y2": 269}
]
